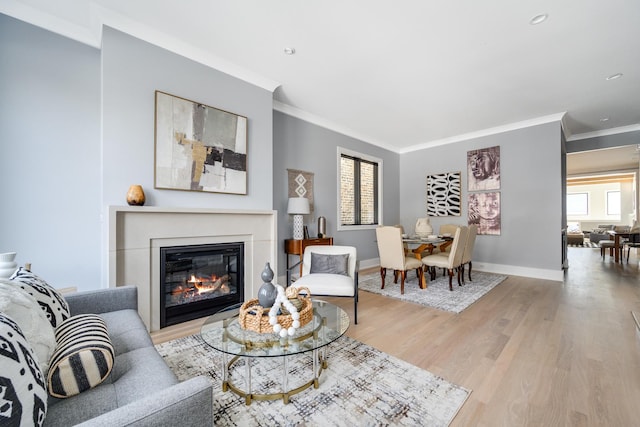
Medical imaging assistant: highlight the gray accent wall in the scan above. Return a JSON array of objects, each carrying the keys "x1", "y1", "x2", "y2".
[
  {"x1": 273, "y1": 111, "x2": 401, "y2": 277},
  {"x1": 400, "y1": 122, "x2": 563, "y2": 272},
  {"x1": 101, "y1": 27, "x2": 274, "y2": 210},
  {"x1": 1, "y1": 16, "x2": 274, "y2": 289},
  {"x1": 0, "y1": 14, "x2": 101, "y2": 288}
]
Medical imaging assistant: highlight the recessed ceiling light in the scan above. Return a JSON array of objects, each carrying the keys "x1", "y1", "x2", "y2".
[
  {"x1": 606, "y1": 73, "x2": 623, "y2": 81},
  {"x1": 283, "y1": 47, "x2": 296, "y2": 55},
  {"x1": 600, "y1": 117, "x2": 610, "y2": 122},
  {"x1": 530, "y1": 14, "x2": 548, "y2": 25}
]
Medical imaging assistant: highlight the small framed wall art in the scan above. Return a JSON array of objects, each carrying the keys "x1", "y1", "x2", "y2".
[{"x1": 154, "y1": 91, "x2": 248, "y2": 194}]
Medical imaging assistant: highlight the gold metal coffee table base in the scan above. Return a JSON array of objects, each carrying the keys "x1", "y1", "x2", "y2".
[{"x1": 223, "y1": 353, "x2": 329, "y2": 405}]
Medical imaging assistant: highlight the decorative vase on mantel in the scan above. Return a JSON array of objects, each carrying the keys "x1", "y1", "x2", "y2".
[
  {"x1": 0, "y1": 252, "x2": 18, "y2": 279},
  {"x1": 257, "y1": 262, "x2": 277, "y2": 308},
  {"x1": 126, "y1": 185, "x2": 146, "y2": 206}
]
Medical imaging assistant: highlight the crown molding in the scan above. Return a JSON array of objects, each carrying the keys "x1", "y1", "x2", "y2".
[
  {"x1": 0, "y1": 0, "x2": 99, "y2": 47},
  {"x1": 273, "y1": 101, "x2": 400, "y2": 153},
  {"x1": 566, "y1": 123, "x2": 640, "y2": 142},
  {"x1": 400, "y1": 112, "x2": 567, "y2": 154},
  {"x1": 0, "y1": 1, "x2": 281, "y2": 93}
]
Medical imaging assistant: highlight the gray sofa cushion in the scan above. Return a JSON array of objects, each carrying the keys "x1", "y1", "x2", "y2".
[
  {"x1": 46, "y1": 347, "x2": 178, "y2": 426},
  {"x1": 99, "y1": 310, "x2": 153, "y2": 355}
]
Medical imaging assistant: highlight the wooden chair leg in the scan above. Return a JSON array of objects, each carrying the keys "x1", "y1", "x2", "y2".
[
  {"x1": 468, "y1": 261, "x2": 473, "y2": 281},
  {"x1": 380, "y1": 267, "x2": 386, "y2": 289},
  {"x1": 448, "y1": 269, "x2": 454, "y2": 291},
  {"x1": 400, "y1": 271, "x2": 406, "y2": 294}
]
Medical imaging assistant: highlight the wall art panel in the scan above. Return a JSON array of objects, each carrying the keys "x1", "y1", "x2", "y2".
[{"x1": 427, "y1": 171, "x2": 461, "y2": 216}]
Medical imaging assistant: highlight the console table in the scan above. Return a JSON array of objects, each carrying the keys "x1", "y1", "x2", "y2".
[{"x1": 285, "y1": 237, "x2": 333, "y2": 285}]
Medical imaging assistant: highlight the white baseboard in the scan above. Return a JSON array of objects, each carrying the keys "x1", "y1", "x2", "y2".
[
  {"x1": 278, "y1": 258, "x2": 564, "y2": 285},
  {"x1": 358, "y1": 258, "x2": 564, "y2": 282}
]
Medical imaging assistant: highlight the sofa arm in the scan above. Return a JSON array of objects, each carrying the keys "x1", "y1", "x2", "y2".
[
  {"x1": 75, "y1": 376, "x2": 213, "y2": 427},
  {"x1": 65, "y1": 286, "x2": 138, "y2": 316}
]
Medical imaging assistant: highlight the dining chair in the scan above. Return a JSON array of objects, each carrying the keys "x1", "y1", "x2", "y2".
[
  {"x1": 393, "y1": 224, "x2": 411, "y2": 256},
  {"x1": 289, "y1": 245, "x2": 359, "y2": 324},
  {"x1": 421, "y1": 226, "x2": 469, "y2": 291},
  {"x1": 598, "y1": 240, "x2": 621, "y2": 260},
  {"x1": 375, "y1": 226, "x2": 424, "y2": 294},
  {"x1": 624, "y1": 232, "x2": 640, "y2": 262},
  {"x1": 460, "y1": 224, "x2": 478, "y2": 282},
  {"x1": 433, "y1": 224, "x2": 459, "y2": 254}
]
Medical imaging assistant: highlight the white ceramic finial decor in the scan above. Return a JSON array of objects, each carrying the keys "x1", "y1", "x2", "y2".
[{"x1": 0, "y1": 252, "x2": 18, "y2": 279}]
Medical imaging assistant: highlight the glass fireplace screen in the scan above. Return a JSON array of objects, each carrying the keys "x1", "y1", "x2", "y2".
[{"x1": 160, "y1": 242, "x2": 244, "y2": 327}]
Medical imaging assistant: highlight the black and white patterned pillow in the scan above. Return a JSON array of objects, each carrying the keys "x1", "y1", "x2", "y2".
[
  {"x1": 9, "y1": 267, "x2": 70, "y2": 328},
  {"x1": 0, "y1": 313, "x2": 48, "y2": 426},
  {"x1": 48, "y1": 314, "x2": 114, "y2": 398}
]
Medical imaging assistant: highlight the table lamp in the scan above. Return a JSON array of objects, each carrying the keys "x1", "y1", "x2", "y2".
[{"x1": 287, "y1": 197, "x2": 310, "y2": 240}]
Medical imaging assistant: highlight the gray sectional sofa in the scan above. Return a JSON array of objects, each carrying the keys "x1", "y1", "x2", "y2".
[{"x1": 45, "y1": 286, "x2": 213, "y2": 426}]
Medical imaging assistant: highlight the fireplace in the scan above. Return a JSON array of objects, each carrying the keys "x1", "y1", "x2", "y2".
[{"x1": 160, "y1": 242, "x2": 244, "y2": 327}]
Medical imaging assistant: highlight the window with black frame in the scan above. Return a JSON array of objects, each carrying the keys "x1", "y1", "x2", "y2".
[{"x1": 339, "y1": 150, "x2": 381, "y2": 228}]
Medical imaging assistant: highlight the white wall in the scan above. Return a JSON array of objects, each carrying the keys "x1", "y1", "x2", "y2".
[{"x1": 568, "y1": 180, "x2": 635, "y2": 230}]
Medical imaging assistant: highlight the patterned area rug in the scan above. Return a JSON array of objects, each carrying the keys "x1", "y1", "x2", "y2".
[
  {"x1": 568, "y1": 241, "x2": 598, "y2": 248},
  {"x1": 155, "y1": 334, "x2": 470, "y2": 426},
  {"x1": 359, "y1": 270, "x2": 507, "y2": 313}
]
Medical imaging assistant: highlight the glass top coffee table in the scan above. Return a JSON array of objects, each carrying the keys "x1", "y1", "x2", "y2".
[{"x1": 200, "y1": 299, "x2": 349, "y2": 404}]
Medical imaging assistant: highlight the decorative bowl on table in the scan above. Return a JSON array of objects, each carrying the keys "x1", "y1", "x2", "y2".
[{"x1": 239, "y1": 287, "x2": 313, "y2": 334}]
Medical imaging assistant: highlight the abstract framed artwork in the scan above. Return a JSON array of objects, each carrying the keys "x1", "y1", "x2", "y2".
[
  {"x1": 468, "y1": 192, "x2": 501, "y2": 235},
  {"x1": 154, "y1": 91, "x2": 248, "y2": 194},
  {"x1": 467, "y1": 146, "x2": 500, "y2": 191},
  {"x1": 426, "y1": 171, "x2": 461, "y2": 216}
]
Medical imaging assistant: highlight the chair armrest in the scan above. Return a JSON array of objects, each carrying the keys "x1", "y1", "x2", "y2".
[
  {"x1": 74, "y1": 376, "x2": 213, "y2": 427},
  {"x1": 64, "y1": 286, "x2": 138, "y2": 316}
]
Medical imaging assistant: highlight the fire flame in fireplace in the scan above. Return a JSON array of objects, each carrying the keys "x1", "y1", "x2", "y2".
[{"x1": 186, "y1": 274, "x2": 231, "y2": 295}]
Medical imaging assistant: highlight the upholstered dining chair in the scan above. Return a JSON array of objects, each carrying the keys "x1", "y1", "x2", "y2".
[
  {"x1": 421, "y1": 226, "x2": 469, "y2": 291},
  {"x1": 460, "y1": 224, "x2": 478, "y2": 283},
  {"x1": 433, "y1": 223, "x2": 459, "y2": 254},
  {"x1": 290, "y1": 245, "x2": 359, "y2": 324},
  {"x1": 375, "y1": 226, "x2": 424, "y2": 294}
]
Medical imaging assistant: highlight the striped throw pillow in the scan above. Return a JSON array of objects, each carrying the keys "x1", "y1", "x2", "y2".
[{"x1": 47, "y1": 314, "x2": 114, "y2": 398}]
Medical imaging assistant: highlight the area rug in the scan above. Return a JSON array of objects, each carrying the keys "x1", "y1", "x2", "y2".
[
  {"x1": 358, "y1": 270, "x2": 506, "y2": 313},
  {"x1": 568, "y1": 241, "x2": 598, "y2": 248},
  {"x1": 155, "y1": 334, "x2": 470, "y2": 426}
]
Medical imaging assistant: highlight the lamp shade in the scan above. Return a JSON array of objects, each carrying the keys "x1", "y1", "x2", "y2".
[{"x1": 287, "y1": 197, "x2": 310, "y2": 215}]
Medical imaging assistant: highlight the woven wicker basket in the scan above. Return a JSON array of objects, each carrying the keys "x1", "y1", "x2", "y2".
[{"x1": 239, "y1": 287, "x2": 313, "y2": 334}]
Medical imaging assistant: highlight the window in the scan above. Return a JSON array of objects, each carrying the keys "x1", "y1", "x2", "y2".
[
  {"x1": 338, "y1": 148, "x2": 382, "y2": 229},
  {"x1": 607, "y1": 191, "x2": 621, "y2": 215},
  {"x1": 567, "y1": 193, "x2": 588, "y2": 215}
]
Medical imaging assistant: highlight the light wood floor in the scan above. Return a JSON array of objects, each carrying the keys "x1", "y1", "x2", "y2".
[{"x1": 152, "y1": 247, "x2": 640, "y2": 426}]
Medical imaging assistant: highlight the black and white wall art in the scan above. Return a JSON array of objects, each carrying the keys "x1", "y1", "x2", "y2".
[{"x1": 427, "y1": 171, "x2": 461, "y2": 216}]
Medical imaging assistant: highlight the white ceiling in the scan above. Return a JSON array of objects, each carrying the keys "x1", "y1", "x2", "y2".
[
  {"x1": 567, "y1": 145, "x2": 640, "y2": 176},
  {"x1": 4, "y1": 0, "x2": 640, "y2": 152}
]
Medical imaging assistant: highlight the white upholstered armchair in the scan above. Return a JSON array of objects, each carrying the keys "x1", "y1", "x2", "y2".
[{"x1": 289, "y1": 245, "x2": 359, "y2": 324}]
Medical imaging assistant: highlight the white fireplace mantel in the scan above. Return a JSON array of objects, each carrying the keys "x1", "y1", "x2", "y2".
[{"x1": 108, "y1": 206, "x2": 277, "y2": 331}]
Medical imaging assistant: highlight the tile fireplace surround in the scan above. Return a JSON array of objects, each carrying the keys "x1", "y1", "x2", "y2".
[{"x1": 108, "y1": 206, "x2": 277, "y2": 332}]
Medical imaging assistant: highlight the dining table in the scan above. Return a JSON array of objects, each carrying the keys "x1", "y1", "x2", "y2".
[
  {"x1": 608, "y1": 230, "x2": 640, "y2": 263},
  {"x1": 401, "y1": 235, "x2": 451, "y2": 288},
  {"x1": 402, "y1": 235, "x2": 450, "y2": 258}
]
